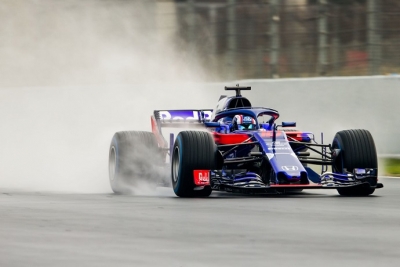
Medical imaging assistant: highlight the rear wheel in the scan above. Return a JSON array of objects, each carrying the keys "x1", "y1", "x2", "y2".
[
  {"x1": 171, "y1": 131, "x2": 217, "y2": 197},
  {"x1": 109, "y1": 131, "x2": 165, "y2": 194},
  {"x1": 332, "y1": 129, "x2": 377, "y2": 196}
]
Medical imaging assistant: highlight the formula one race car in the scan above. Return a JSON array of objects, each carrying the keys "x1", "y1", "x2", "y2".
[{"x1": 108, "y1": 86, "x2": 383, "y2": 197}]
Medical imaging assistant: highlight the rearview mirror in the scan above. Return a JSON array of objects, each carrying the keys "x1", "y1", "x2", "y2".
[
  {"x1": 282, "y1": 122, "x2": 296, "y2": 127},
  {"x1": 204, "y1": 122, "x2": 220, "y2": 128}
]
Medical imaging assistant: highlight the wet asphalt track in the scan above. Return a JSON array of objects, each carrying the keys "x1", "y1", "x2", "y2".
[{"x1": 1, "y1": 178, "x2": 399, "y2": 267}]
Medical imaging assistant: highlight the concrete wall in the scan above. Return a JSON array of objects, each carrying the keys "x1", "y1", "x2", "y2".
[{"x1": 203, "y1": 75, "x2": 400, "y2": 154}]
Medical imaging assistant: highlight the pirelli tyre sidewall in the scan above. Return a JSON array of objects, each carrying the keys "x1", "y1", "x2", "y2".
[
  {"x1": 332, "y1": 129, "x2": 378, "y2": 196},
  {"x1": 109, "y1": 131, "x2": 163, "y2": 194},
  {"x1": 171, "y1": 131, "x2": 216, "y2": 197}
]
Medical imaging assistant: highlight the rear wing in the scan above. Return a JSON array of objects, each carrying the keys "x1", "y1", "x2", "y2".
[
  {"x1": 153, "y1": 110, "x2": 213, "y2": 126},
  {"x1": 151, "y1": 109, "x2": 213, "y2": 148}
]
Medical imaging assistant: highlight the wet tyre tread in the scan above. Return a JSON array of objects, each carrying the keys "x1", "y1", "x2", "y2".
[
  {"x1": 172, "y1": 131, "x2": 216, "y2": 197},
  {"x1": 333, "y1": 129, "x2": 377, "y2": 196},
  {"x1": 109, "y1": 131, "x2": 160, "y2": 194}
]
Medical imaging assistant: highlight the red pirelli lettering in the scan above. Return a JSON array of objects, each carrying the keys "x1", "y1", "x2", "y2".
[{"x1": 193, "y1": 170, "x2": 210, "y2": 186}]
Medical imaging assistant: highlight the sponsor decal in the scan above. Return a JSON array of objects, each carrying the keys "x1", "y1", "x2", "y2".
[
  {"x1": 266, "y1": 140, "x2": 291, "y2": 151},
  {"x1": 267, "y1": 141, "x2": 285, "y2": 146},
  {"x1": 193, "y1": 170, "x2": 210, "y2": 186},
  {"x1": 282, "y1": 166, "x2": 299, "y2": 171},
  {"x1": 267, "y1": 147, "x2": 290, "y2": 150},
  {"x1": 159, "y1": 110, "x2": 212, "y2": 121},
  {"x1": 243, "y1": 116, "x2": 253, "y2": 123}
]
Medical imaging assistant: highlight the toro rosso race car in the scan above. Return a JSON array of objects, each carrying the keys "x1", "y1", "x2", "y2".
[{"x1": 109, "y1": 86, "x2": 383, "y2": 197}]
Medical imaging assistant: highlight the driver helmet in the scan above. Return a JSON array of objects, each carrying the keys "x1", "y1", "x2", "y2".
[{"x1": 233, "y1": 115, "x2": 256, "y2": 130}]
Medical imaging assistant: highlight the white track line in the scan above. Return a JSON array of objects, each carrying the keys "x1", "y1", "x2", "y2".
[{"x1": 380, "y1": 176, "x2": 400, "y2": 179}]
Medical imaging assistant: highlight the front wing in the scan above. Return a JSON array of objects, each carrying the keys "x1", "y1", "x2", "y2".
[{"x1": 192, "y1": 168, "x2": 383, "y2": 194}]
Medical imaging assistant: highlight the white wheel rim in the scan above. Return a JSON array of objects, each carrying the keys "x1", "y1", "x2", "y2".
[
  {"x1": 109, "y1": 146, "x2": 116, "y2": 181},
  {"x1": 172, "y1": 146, "x2": 180, "y2": 183}
]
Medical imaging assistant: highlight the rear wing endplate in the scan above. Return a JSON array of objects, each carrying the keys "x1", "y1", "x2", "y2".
[{"x1": 151, "y1": 109, "x2": 214, "y2": 148}]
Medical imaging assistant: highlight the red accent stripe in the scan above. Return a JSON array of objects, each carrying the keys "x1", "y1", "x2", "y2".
[
  {"x1": 213, "y1": 132, "x2": 250, "y2": 144},
  {"x1": 259, "y1": 131, "x2": 283, "y2": 138},
  {"x1": 285, "y1": 131, "x2": 306, "y2": 142}
]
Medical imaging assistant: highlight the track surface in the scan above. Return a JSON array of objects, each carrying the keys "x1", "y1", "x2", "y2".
[{"x1": 1, "y1": 178, "x2": 399, "y2": 267}]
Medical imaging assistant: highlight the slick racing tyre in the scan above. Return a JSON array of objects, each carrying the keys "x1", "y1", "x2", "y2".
[
  {"x1": 109, "y1": 131, "x2": 164, "y2": 194},
  {"x1": 332, "y1": 129, "x2": 378, "y2": 196},
  {"x1": 171, "y1": 131, "x2": 217, "y2": 197}
]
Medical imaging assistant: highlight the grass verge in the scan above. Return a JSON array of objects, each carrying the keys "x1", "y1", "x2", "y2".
[{"x1": 380, "y1": 157, "x2": 400, "y2": 177}]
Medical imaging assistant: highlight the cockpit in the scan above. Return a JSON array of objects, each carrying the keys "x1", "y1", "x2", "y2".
[{"x1": 216, "y1": 112, "x2": 275, "y2": 133}]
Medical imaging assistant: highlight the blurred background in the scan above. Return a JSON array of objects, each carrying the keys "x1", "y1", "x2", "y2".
[
  {"x1": 1, "y1": 0, "x2": 399, "y2": 87},
  {"x1": 169, "y1": 0, "x2": 400, "y2": 79}
]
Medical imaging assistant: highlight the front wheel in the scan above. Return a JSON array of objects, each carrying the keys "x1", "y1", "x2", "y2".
[
  {"x1": 332, "y1": 129, "x2": 377, "y2": 196},
  {"x1": 171, "y1": 131, "x2": 217, "y2": 197}
]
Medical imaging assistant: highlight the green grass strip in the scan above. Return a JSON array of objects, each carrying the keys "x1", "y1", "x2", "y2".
[{"x1": 380, "y1": 157, "x2": 400, "y2": 176}]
